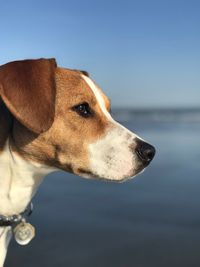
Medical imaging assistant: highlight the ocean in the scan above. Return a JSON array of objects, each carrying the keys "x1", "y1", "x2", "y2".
[{"x1": 5, "y1": 108, "x2": 200, "y2": 267}]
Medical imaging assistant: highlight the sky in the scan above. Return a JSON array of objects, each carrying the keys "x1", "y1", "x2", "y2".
[{"x1": 0, "y1": 0, "x2": 199, "y2": 108}]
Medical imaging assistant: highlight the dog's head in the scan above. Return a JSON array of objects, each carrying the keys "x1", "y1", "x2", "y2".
[{"x1": 0, "y1": 58, "x2": 155, "y2": 182}]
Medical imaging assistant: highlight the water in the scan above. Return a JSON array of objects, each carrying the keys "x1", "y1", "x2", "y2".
[{"x1": 5, "y1": 110, "x2": 200, "y2": 267}]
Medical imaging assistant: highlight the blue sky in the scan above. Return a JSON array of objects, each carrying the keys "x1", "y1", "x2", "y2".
[{"x1": 0, "y1": 0, "x2": 199, "y2": 108}]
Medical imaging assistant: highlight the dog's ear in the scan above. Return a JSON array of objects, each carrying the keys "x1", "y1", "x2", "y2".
[{"x1": 0, "y1": 58, "x2": 57, "y2": 134}]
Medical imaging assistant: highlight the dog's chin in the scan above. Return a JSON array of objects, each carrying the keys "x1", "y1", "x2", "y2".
[{"x1": 76, "y1": 163, "x2": 146, "y2": 183}]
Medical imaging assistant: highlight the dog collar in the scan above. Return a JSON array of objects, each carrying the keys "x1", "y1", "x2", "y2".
[
  {"x1": 0, "y1": 202, "x2": 33, "y2": 227},
  {"x1": 0, "y1": 202, "x2": 35, "y2": 245}
]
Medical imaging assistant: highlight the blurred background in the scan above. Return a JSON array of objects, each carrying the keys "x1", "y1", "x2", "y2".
[{"x1": 1, "y1": 0, "x2": 200, "y2": 266}]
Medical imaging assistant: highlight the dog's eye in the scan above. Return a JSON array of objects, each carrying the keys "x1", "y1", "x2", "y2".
[{"x1": 72, "y1": 103, "x2": 92, "y2": 118}]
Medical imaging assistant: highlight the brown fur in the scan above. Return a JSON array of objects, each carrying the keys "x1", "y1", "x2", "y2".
[
  {"x1": 0, "y1": 58, "x2": 56, "y2": 134},
  {"x1": 1, "y1": 62, "x2": 111, "y2": 176}
]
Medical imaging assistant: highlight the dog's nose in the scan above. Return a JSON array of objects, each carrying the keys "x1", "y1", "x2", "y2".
[{"x1": 136, "y1": 140, "x2": 156, "y2": 163}]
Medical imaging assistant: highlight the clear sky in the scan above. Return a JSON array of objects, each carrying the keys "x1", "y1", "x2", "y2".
[{"x1": 0, "y1": 0, "x2": 199, "y2": 108}]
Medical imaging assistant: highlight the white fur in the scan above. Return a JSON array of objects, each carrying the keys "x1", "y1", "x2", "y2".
[
  {"x1": 0, "y1": 228, "x2": 12, "y2": 267},
  {"x1": 0, "y1": 141, "x2": 54, "y2": 267},
  {"x1": 82, "y1": 75, "x2": 143, "y2": 181}
]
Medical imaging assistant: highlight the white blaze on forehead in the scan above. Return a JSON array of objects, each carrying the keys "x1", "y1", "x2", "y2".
[
  {"x1": 81, "y1": 75, "x2": 113, "y2": 120},
  {"x1": 81, "y1": 74, "x2": 142, "y2": 140}
]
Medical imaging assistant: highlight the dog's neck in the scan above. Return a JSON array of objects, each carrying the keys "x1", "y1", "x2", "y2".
[
  {"x1": 0, "y1": 140, "x2": 54, "y2": 267},
  {"x1": 0, "y1": 140, "x2": 54, "y2": 216}
]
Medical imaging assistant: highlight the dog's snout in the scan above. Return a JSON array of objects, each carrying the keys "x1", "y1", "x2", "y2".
[{"x1": 136, "y1": 140, "x2": 156, "y2": 163}]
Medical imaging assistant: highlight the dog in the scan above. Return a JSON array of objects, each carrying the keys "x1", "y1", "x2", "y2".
[{"x1": 0, "y1": 58, "x2": 155, "y2": 266}]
